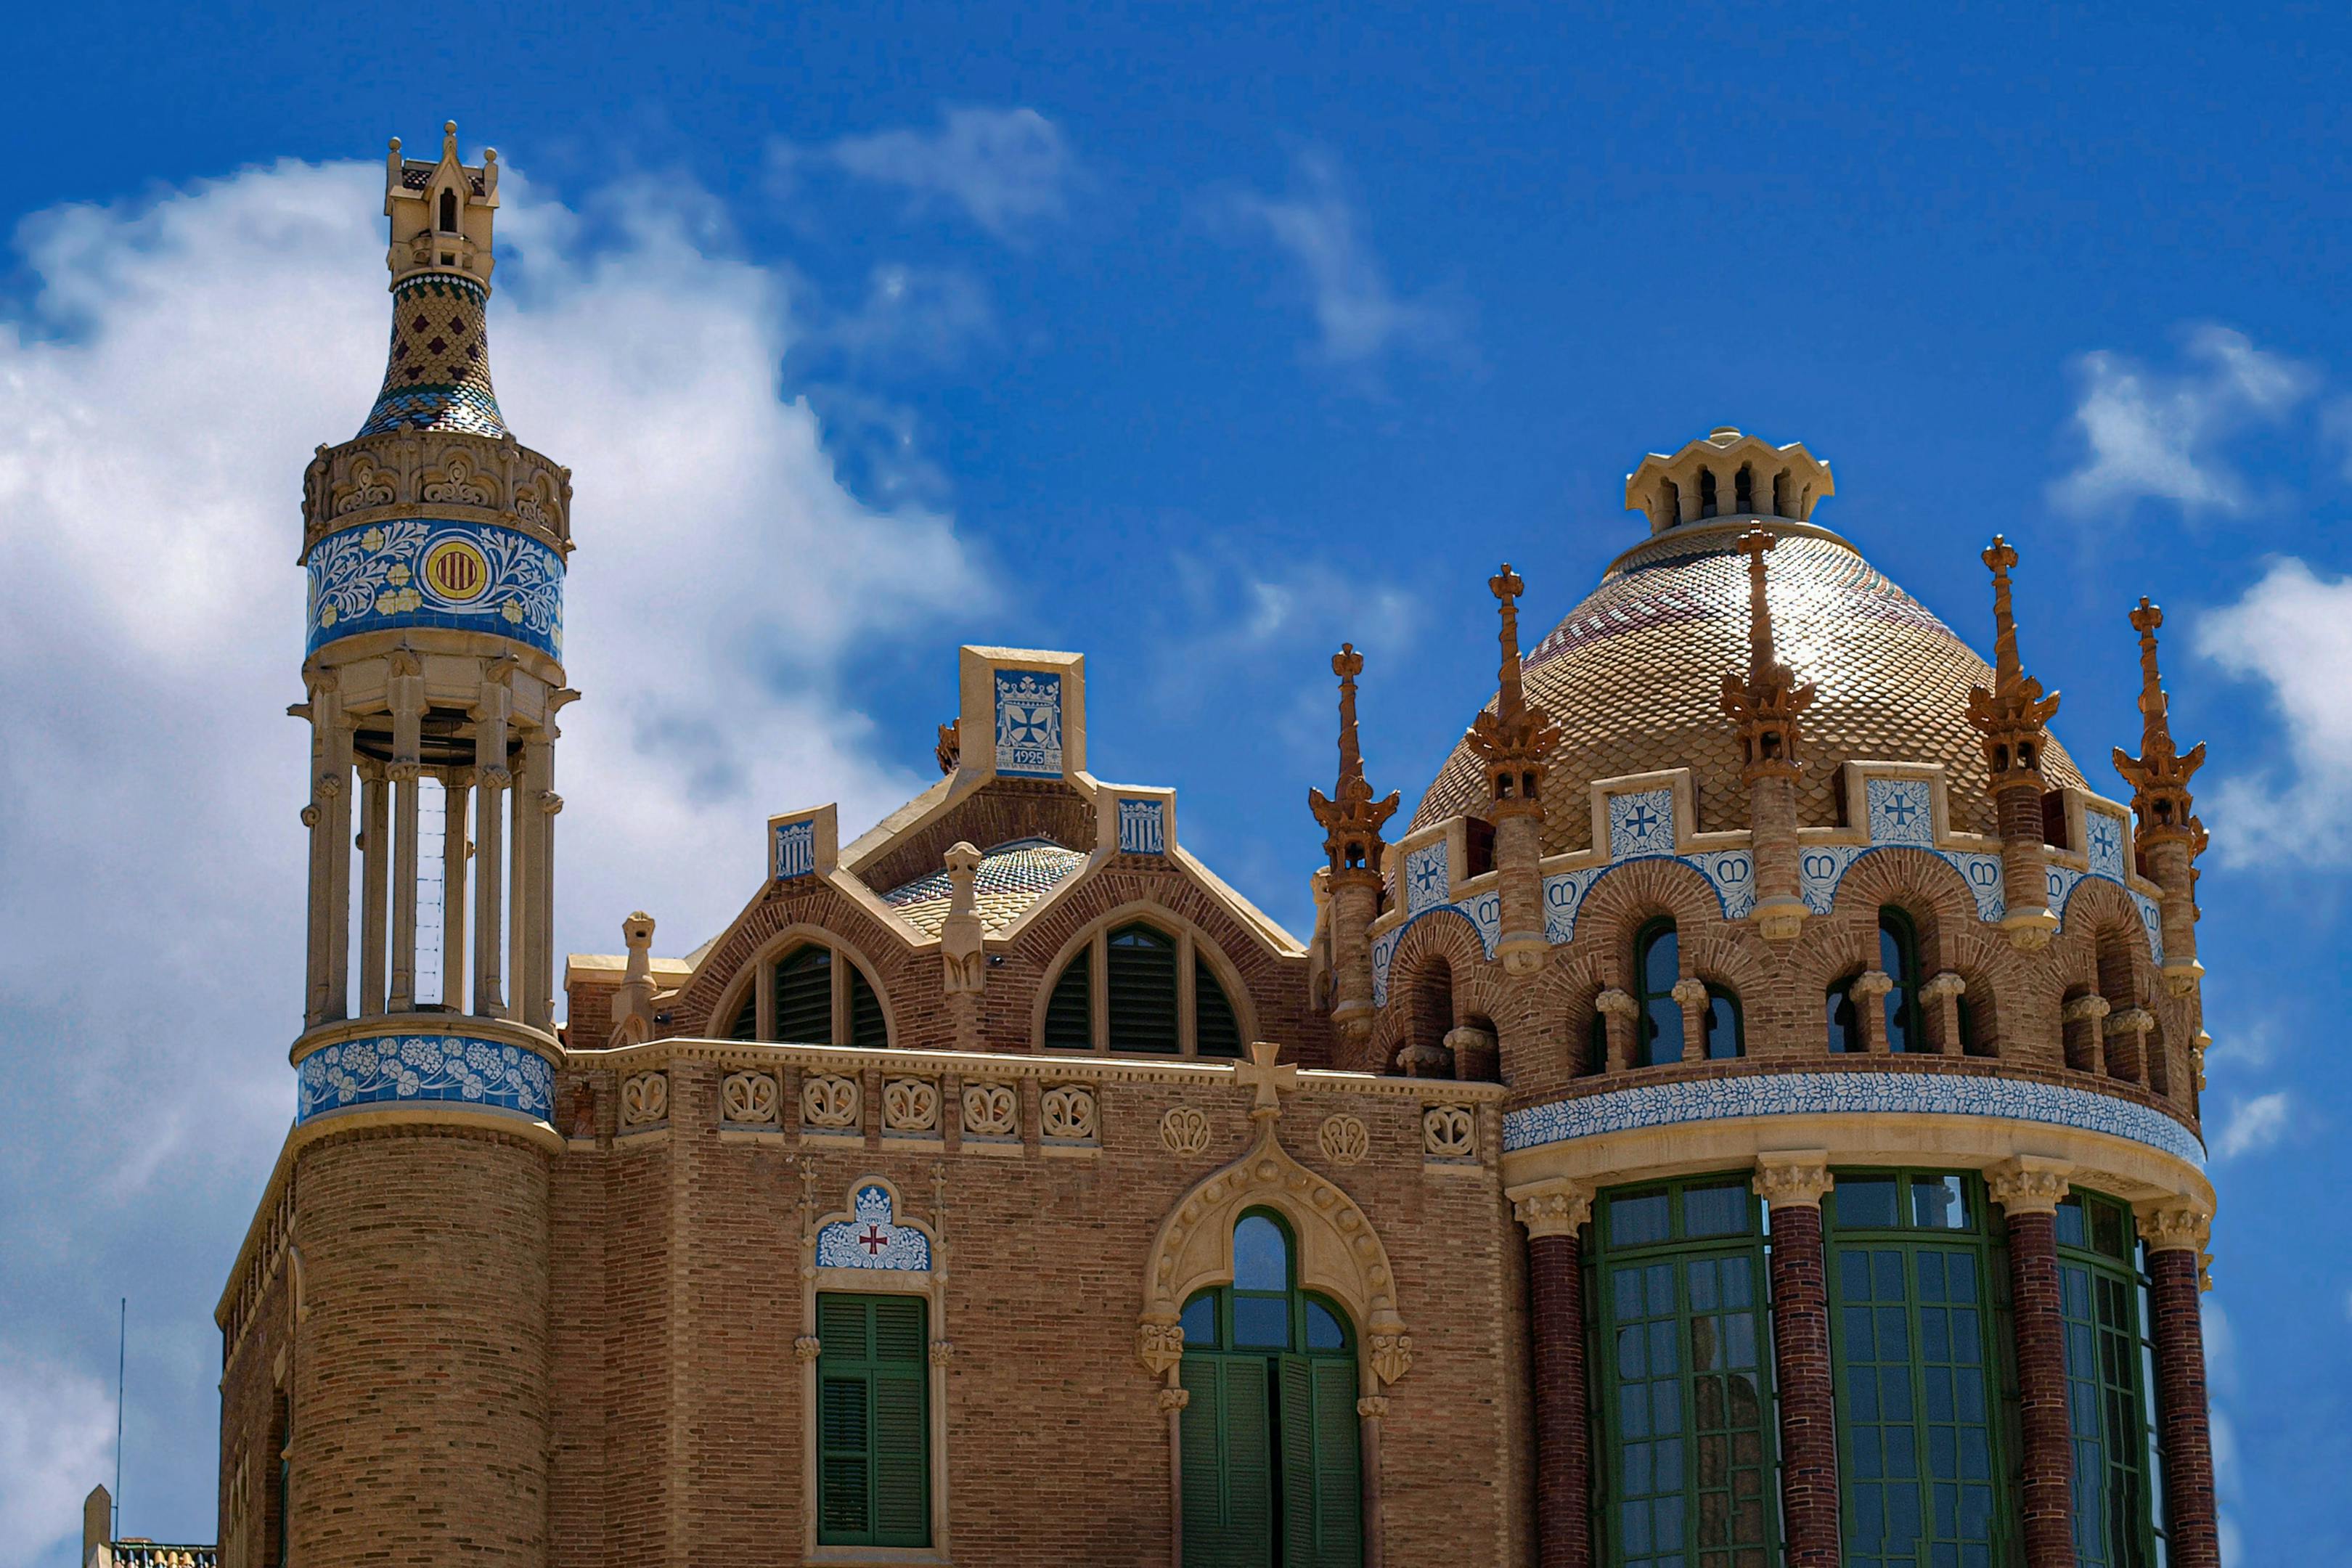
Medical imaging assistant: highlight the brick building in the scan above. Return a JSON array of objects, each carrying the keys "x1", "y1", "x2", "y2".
[{"x1": 205, "y1": 126, "x2": 2219, "y2": 1567}]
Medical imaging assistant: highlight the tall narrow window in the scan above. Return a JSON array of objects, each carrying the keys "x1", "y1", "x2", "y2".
[
  {"x1": 1704, "y1": 986, "x2": 1744, "y2": 1059},
  {"x1": 2057, "y1": 1193, "x2": 2163, "y2": 1568},
  {"x1": 1180, "y1": 1211, "x2": 1361, "y2": 1567},
  {"x1": 1196, "y1": 957, "x2": 1244, "y2": 1058},
  {"x1": 1108, "y1": 923, "x2": 1181, "y2": 1052},
  {"x1": 1633, "y1": 919, "x2": 1683, "y2": 1066},
  {"x1": 1877, "y1": 907, "x2": 1924, "y2": 1054},
  {"x1": 816, "y1": 1293, "x2": 929, "y2": 1548},
  {"x1": 1591, "y1": 1178, "x2": 1776, "y2": 1568},
  {"x1": 1044, "y1": 951, "x2": 1092, "y2": 1050},
  {"x1": 1827, "y1": 976, "x2": 1862, "y2": 1053},
  {"x1": 774, "y1": 945, "x2": 834, "y2": 1044},
  {"x1": 1827, "y1": 1171, "x2": 2006, "y2": 1568},
  {"x1": 848, "y1": 963, "x2": 887, "y2": 1049},
  {"x1": 438, "y1": 188, "x2": 457, "y2": 232}
]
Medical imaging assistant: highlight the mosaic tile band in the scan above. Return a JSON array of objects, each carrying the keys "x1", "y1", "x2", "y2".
[
  {"x1": 1501, "y1": 1069, "x2": 2204, "y2": 1169},
  {"x1": 306, "y1": 518, "x2": 563, "y2": 658},
  {"x1": 295, "y1": 1034, "x2": 555, "y2": 1124}
]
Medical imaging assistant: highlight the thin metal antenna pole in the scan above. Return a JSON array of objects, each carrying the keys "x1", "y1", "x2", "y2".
[{"x1": 114, "y1": 1296, "x2": 126, "y2": 1540}]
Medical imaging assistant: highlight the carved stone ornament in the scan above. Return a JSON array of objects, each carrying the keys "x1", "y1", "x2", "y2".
[
  {"x1": 1511, "y1": 1181, "x2": 1593, "y2": 1239},
  {"x1": 1986, "y1": 1156, "x2": 2072, "y2": 1216},
  {"x1": 1042, "y1": 1084, "x2": 1099, "y2": 1142},
  {"x1": 928, "y1": 1340, "x2": 954, "y2": 1367},
  {"x1": 1137, "y1": 1319, "x2": 1184, "y2": 1376},
  {"x1": 2136, "y1": 1199, "x2": 2211, "y2": 1255},
  {"x1": 1670, "y1": 976, "x2": 1710, "y2": 1010},
  {"x1": 961, "y1": 1081, "x2": 1018, "y2": 1138},
  {"x1": 802, "y1": 1073, "x2": 861, "y2": 1131},
  {"x1": 1594, "y1": 987, "x2": 1639, "y2": 1021},
  {"x1": 1160, "y1": 1105, "x2": 1214, "y2": 1157},
  {"x1": 2062, "y1": 992, "x2": 2112, "y2": 1024},
  {"x1": 1159, "y1": 1386, "x2": 1192, "y2": 1414},
  {"x1": 1318, "y1": 1114, "x2": 1370, "y2": 1167},
  {"x1": 1356, "y1": 1395, "x2": 1390, "y2": 1420},
  {"x1": 793, "y1": 1335, "x2": 822, "y2": 1364},
  {"x1": 1921, "y1": 971, "x2": 1968, "y2": 1004},
  {"x1": 2107, "y1": 1007, "x2": 2156, "y2": 1040},
  {"x1": 1368, "y1": 1333, "x2": 1414, "y2": 1385},
  {"x1": 1422, "y1": 1104, "x2": 1476, "y2": 1161},
  {"x1": 883, "y1": 1077, "x2": 942, "y2": 1134},
  {"x1": 1852, "y1": 969, "x2": 1895, "y2": 1003},
  {"x1": 1751, "y1": 1151, "x2": 1834, "y2": 1210},
  {"x1": 720, "y1": 1070, "x2": 779, "y2": 1125},
  {"x1": 619, "y1": 1071, "x2": 669, "y2": 1127}
]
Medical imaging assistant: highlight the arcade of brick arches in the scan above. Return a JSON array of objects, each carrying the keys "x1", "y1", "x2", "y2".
[{"x1": 175, "y1": 126, "x2": 2219, "y2": 1568}]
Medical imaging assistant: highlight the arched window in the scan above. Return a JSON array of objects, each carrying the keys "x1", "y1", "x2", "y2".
[
  {"x1": 1588, "y1": 1007, "x2": 1609, "y2": 1075},
  {"x1": 719, "y1": 939, "x2": 891, "y2": 1048},
  {"x1": 1039, "y1": 919, "x2": 1247, "y2": 1057},
  {"x1": 1704, "y1": 984, "x2": 1744, "y2": 1059},
  {"x1": 438, "y1": 188, "x2": 458, "y2": 232},
  {"x1": 1878, "y1": 907, "x2": 1924, "y2": 1054},
  {"x1": 1633, "y1": 918, "x2": 1683, "y2": 1067},
  {"x1": 1177, "y1": 1212, "x2": 1362, "y2": 1566},
  {"x1": 1826, "y1": 976, "x2": 1861, "y2": 1053}
]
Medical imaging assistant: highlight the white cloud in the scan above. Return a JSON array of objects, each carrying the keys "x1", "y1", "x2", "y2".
[
  {"x1": 2212, "y1": 1091, "x2": 2292, "y2": 1160},
  {"x1": 1220, "y1": 152, "x2": 1463, "y2": 373},
  {"x1": 799, "y1": 107, "x2": 1077, "y2": 240},
  {"x1": 2194, "y1": 558, "x2": 2352, "y2": 863},
  {"x1": 0, "y1": 1344, "x2": 114, "y2": 1568},
  {"x1": 2049, "y1": 324, "x2": 2314, "y2": 516},
  {"x1": 0, "y1": 155, "x2": 981, "y2": 1543}
]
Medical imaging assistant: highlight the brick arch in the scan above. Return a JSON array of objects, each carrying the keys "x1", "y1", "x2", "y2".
[
  {"x1": 1025, "y1": 897, "x2": 1264, "y2": 1052},
  {"x1": 1563, "y1": 855, "x2": 1737, "y2": 990},
  {"x1": 703, "y1": 922, "x2": 903, "y2": 1046},
  {"x1": 668, "y1": 881, "x2": 923, "y2": 1038}
]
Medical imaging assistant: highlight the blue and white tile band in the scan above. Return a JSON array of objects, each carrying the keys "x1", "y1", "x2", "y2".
[
  {"x1": 296, "y1": 1034, "x2": 555, "y2": 1124},
  {"x1": 306, "y1": 518, "x2": 563, "y2": 659},
  {"x1": 1502, "y1": 1069, "x2": 2204, "y2": 1169}
]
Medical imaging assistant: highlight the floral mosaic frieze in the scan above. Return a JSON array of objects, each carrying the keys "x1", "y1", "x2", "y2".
[
  {"x1": 295, "y1": 1034, "x2": 554, "y2": 1124},
  {"x1": 1500, "y1": 1070, "x2": 2205, "y2": 1169},
  {"x1": 306, "y1": 518, "x2": 563, "y2": 659}
]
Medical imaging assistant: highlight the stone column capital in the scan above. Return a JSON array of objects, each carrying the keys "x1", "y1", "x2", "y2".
[
  {"x1": 1508, "y1": 1177, "x2": 1593, "y2": 1238},
  {"x1": 2107, "y1": 1006, "x2": 2155, "y2": 1037},
  {"x1": 1157, "y1": 1385, "x2": 1191, "y2": 1414},
  {"x1": 2135, "y1": 1198, "x2": 2213, "y2": 1255},
  {"x1": 1593, "y1": 987, "x2": 1639, "y2": 1021},
  {"x1": 1752, "y1": 1150, "x2": 1833, "y2": 1210},
  {"x1": 1355, "y1": 1395, "x2": 1389, "y2": 1421},
  {"x1": 1669, "y1": 976, "x2": 1710, "y2": 1008},
  {"x1": 2062, "y1": 992, "x2": 2112, "y2": 1023},
  {"x1": 1920, "y1": 970, "x2": 1967, "y2": 1003},
  {"x1": 1986, "y1": 1154, "x2": 2073, "y2": 1215},
  {"x1": 1851, "y1": 968, "x2": 1895, "y2": 1002}
]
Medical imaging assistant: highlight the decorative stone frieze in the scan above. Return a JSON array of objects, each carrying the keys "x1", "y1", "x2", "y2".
[
  {"x1": 883, "y1": 1077, "x2": 942, "y2": 1135},
  {"x1": 1317, "y1": 1114, "x2": 1370, "y2": 1167},
  {"x1": 801, "y1": 1072, "x2": 861, "y2": 1131},
  {"x1": 619, "y1": 1071, "x2": 669, "y2": 1127},
  {"x1": 302, "y1": 429, "x2": 573, "y2": 555},
  {"x1": 1423, "y1": 1104, "x2": 1477, "y2": 1161},
  {"x1": 961, "y1": 1082, "x2": 1018, "y2": 1138},
  {"x1": 719, "y1": 1070, "x2": 778, "y2": 1125},
  {"x1": 1160, "y1": 1106, "x2": 1214, "y2": 1156},
  {"x1": 1041, "y1": 1083, "x2": 1099, "y2": 1143}
]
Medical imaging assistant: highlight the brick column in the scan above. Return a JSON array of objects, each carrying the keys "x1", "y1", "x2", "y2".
[
  {"x1": 1990, "y1": 1157, "x2": 2075, "y2": 1568},
  {"x1": 1513, "y1": 1180, "x2": 1593, "y2": 1568},
  {"x1": 1755, "y1": 1153, "x2": 1839, "y2": 1568},
  {"x1": 2140, "y1": 1202, "x2": 2219, "y2": 1568}
]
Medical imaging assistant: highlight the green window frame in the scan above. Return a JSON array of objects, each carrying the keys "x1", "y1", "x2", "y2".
[
  {"x1": 1633, "y1": 918, "x2": 1683, "y2": 1066},
  {"x1": 1177, "y1": 1210, "x2": 1361, "y2": 1567},
  {"x1": 2056, "y1": 1191, "x2": 2165, "y2": 1568},
  {"x1": 815, "y1": 1293, "x2": 930, "y2": 1548},
  {"x1": 1876, "y1": 907, "x2": 1925, "y2": 1054},
  {"x1": 1825, "y1": 1170, "x2": 2011, "y2": 1568},
  {"x1": 1589, "y1": 1176, "x2": 1779, "y2": 1568}
]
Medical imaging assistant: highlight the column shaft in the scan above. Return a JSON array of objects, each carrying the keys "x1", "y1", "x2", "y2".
[
  {"x1": 303, "y1": 706, "x2": 333, "y2": 1026},
  {"x1": 2003, "y1": 1209, "x2": 2074, "y2": 1567},
  {"x1": 1528, "y1": 1231, "x2": 1591, "y2": 1568},
  {"x1": 2148, "y1": 1249, "x2": 2220, "y2": 1568},
  {"x1": 507, "y1": 749, "x2": 529, "y2": 1024},
  {"x1": 358, "y1": 767, "x2": 389, "y2": 1016},
  {"x1": 320, "y1": 714, "x2": 355, "y2": 1022},
  {"x1": 441, "y1": 775, "x2": 470, "y2": 1010},
  {"x1": 473, "y1": 773, "x2": 505, "y2": 1016},
  {"x1": 1766, "y1": 1204, "x2": 1840, "y2": 1568},
  {"x1": 1358, "y1": 1408, "x2": 1385, "y2": 1568},
  {"x1": 388, "y1": 770, "x2": 420, "y2": 1010}
]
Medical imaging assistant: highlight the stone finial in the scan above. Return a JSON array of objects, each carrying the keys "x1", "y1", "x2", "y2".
[
  {"x1": 1464, "y1": 563, "x2": 1563, "y2": 815},
  {"x1": 1965, "y1": 536, "x2": 2063, "y2": 788},
  {"x1": 1308, "y1": 643, "x2": 1401, "y2": 878},
  {"x1": 611, "y1": 911, "x2": 658, "y2": 1046},
  {"x1": 2112, "y1": 598, "x2": 2206, "y2": 847},
  {"x1": 1232, "y1": 1040, "x2": 1302, "y2": 1120},
  {"x1": 940, "y1": 841, "x2": 985, "y2": 997},
  {"x1": 1718, "y1": 528, "x2": 1816, "y2": 782},
  {"x1": 935, "y1": 717, "x2": 960, "y2": 775}
]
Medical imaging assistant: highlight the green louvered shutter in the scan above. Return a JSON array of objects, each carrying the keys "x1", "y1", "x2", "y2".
[
  {"x1": 1279, "y1": 1356, "x2": 1318, "y2": 1557},
  {"x1": 726, "y1": 987, "x2": 757, "y2": 1041},
  {"x1": 815, "y1": 1294, "x2": 929, "y2": 1548},
  {"x1": 847, "y1": 963, "x2": 888, "y2": 1049},
  {"x1": 1220, "y1": 1359, "x2": 1274, "y2": 1567},
  {"x1": 1180, "y1": 1357, "x2": 1228, "y2": 1559},
  {"x1": 1108, "y1": 925, "x2": 1180, "y2": 1053},
  {"x1": 774, "y1": 947, "x2": 833, "y2": 1044},
  {"x1": 1196, "y1": 958, "x2": 1243, "y2": 1058},
  {"x1": 1044, "y1": 952, "x2": 1092, "y2": 1050},
  {"x1": 1309, "y1": 1359, "x2": 1363, "y2": 1566}
]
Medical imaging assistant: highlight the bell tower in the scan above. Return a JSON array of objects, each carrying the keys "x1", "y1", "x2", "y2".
[{"x1": 281, "y1": 123, "x2": 568, "y2": 1566}]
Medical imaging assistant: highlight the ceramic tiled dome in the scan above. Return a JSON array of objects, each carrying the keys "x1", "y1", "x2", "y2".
[{"x1": 1411, "y1": 517, "x2": 2090, "y2": 848}]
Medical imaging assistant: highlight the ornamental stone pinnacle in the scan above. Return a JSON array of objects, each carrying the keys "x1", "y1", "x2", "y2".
[
  {"x1": 1967, "y1": 535, "x2": 2064, "y2": 948},
  {"x1": 1718, "y1": 528, "x2": 1815, "y2": 785},
  {"x1": 2112, "y1": 599, "x2": 2204, "y2": 846},
  {"x1": 1309, "y1": 643, "x2": 1401, "y2": 880},
  {"x1": 1465, "y1": 565, "x2": 1562, "y2": 975}
]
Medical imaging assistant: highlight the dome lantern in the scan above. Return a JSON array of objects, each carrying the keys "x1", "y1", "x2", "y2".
[{"x1": 1624, "y1": 427, "x2": 1834, "y2": 535}]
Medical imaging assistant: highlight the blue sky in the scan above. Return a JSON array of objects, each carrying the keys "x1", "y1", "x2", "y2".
[{"x1": 3, "y1": 4, "x2": 2348, "y2": 1563}]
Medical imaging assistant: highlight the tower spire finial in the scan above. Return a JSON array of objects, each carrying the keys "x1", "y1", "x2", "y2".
[
  {"x1": 1718, "y1": 527, "x2": 1814, "y2": 780},
  {"x1": 1490, "y1": 563, "x2": 1527, "y2": 722},
  {"x1": 1466, "y1": 563, "x2": 1561, "y2": 802},
  {"x1": 1310, "y1": 643, "x2": 1400, "y2": 875},
  {"x1": 1966, "y1": 534, "x2": 2062, "y2": 787},
  {"x1": 2112, "y1": 597, "x2": 2205, "y2": 845}
]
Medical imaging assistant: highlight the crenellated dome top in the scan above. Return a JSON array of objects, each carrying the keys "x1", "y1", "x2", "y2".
[{"x1": 1412, "y1": 434, "x2": 2088, "y2": 850}]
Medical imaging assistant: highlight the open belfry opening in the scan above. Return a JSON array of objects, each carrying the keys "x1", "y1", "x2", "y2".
[{"x1": 200, "y1": 129, "x2": 2220, "y2": 1568}]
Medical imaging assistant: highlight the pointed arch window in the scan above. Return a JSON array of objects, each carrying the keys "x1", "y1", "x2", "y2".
[
  {"x1": 1040, "y1": 919, "x2": 1249, "y2": 1058},
  {"x1": 438, "y1": 188, "x2": 458, "y2": 232},
  {"x1": 1178, "y1": 1211, "x2": 1362, "y2": 1567},
  {"x1": 719, "y1": 939, "x2": 893, "y2": 1048},
  {"x1": 1633, "y1": 919, "x2": 1683, "y2": 1067}
]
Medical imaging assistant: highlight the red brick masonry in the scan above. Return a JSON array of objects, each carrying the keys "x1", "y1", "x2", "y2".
[
  {"x1": 2148, "y1": 1248, "x2": 2219, "y2": 1568},
  {"x1": 1528, "y1": 1230, "x2": 1591, "y2": 1568},
  {"x1": 1767, "y1": 1204, "x2": 1839, "y2": 1568},
  {"x1": 2003, "y1": 1209, "x2": 2074, "y2": 1567}
]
